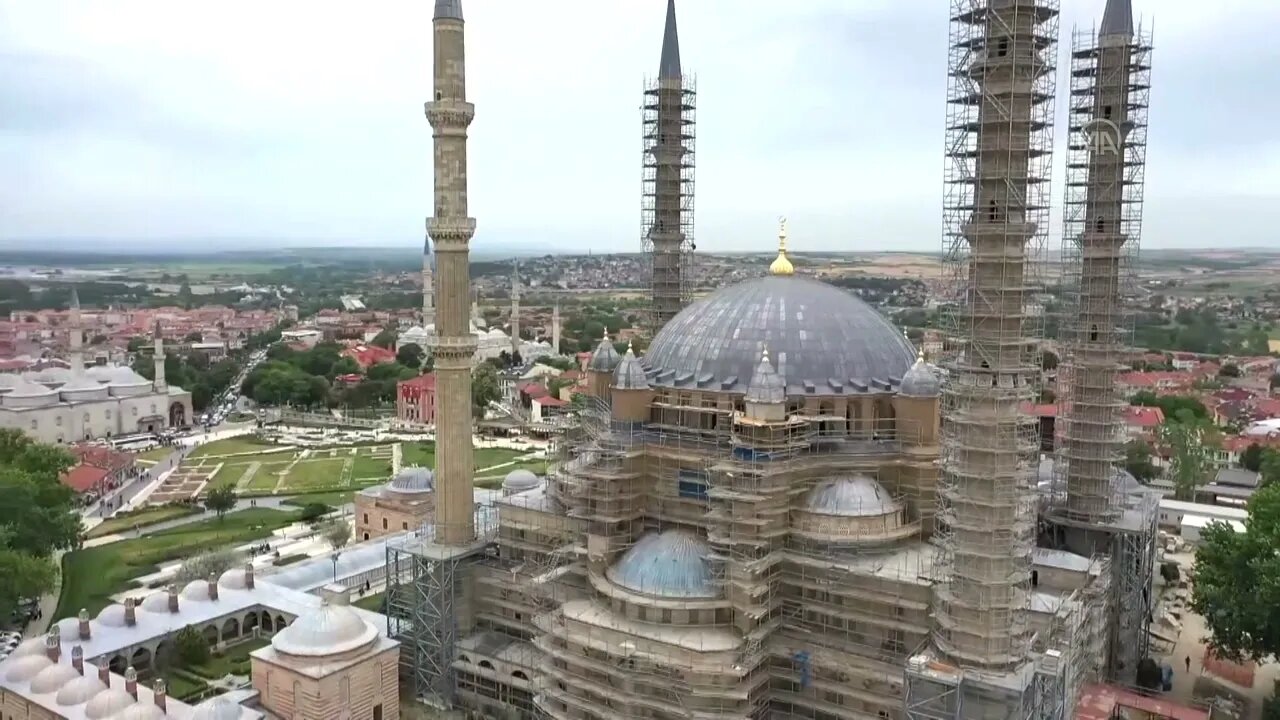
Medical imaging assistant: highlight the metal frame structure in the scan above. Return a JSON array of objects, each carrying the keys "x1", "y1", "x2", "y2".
[
  {"x1": 642, "y1": 73, "x2": 697, "y2": 333},
  {"x1": 932, "y1": 0, "x2": 1060, "y2": 671}
]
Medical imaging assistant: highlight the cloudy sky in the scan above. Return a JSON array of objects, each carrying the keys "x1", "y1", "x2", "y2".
[{"x1": 2, "y1": 0, "x2": 1278, "y2": 254}]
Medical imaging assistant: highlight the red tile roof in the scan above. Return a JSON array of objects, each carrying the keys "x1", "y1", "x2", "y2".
[
  {"x1": 536, "y1": 396, "x2": 568, "y2": 407},
  {"x1": 399, "y1": 372, "x2": 437, "y2": 390},
  {"x1": 341, "y1": 344, "x2": 397, "y2": 369},
  {"x1": 1074, "y1": 683, "x2": 1207, "y2": 720},
  {"x1": 70, "y1": 444, "x2": 135, "y2": 472},
  {"x1": 1124, "y1": 406, "x2": 1165, "y2": 428},
  {"x1": 60, "y1": 464, "x2": 110, "y2": 493}
]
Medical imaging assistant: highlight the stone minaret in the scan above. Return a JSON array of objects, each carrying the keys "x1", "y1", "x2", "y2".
[
  {"x1": 551, "y1": 302, "x2": 561, "y2": 356},
  {"x1": 1059, "y1": 0, "x2": 1139, "y2": 520},
  {"x1": 426, "y1": 0, "x2": 476, "y2": 546},
  {"x1": 509, "y1": 261, "x2": 520, "y2": 355},
  {"x1": 643, "y1": 0, "x2": 695, "y2": 334},
  {"x1": 68, "y1": 288, "x2": 84, "y2": 374},
  {"x1": 152, "y1": 318, "x2": 167, "y2": 393},
  {"x1": 422, "y1": 232, "x2": 435, "y2": 328},
  {"x1": 933, "y1": 0, "x2": 1059, "y2": 670}
]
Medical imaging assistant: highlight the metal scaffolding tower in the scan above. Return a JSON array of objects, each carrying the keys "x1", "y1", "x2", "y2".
[
  {"x1": 932, "y1": 0, "x2": 1059, "y2": 670},
  {"x1": 643, "y1": 0, "x2": 696, "y2": 334}
]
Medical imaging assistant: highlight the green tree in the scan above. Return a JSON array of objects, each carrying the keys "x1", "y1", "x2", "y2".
[
  {"x1": 1041, "y1": 349, "x2": 1059, "y2": 371},
  {"x1": 322, "y1": 520, "x2": 351, "y2": 551},
  {"x1": 1190, "y1": 483, "x2": 1280, "y2": 662},
  {"x1": 205, "y1": 486, "x2": 237, "y2": 521},
  {"x1": 1161, "y1": 415, "x2": 1217, "y2": 501},
  {"x1": 397, "y1": 343, "x2": 424, "y2": 370},
  {"x1": 330, "y1": 356, "x2": 361, "y2": 377},
  {"x1": 472, "y1": 363, "x2": 501, "y2": 418},
  {"x1": 127, "y1": 336, "x2": 147, "y2": 353},
  {"x1": 174, "y1": 625, "x2": 210, "y2": 665},
  {"x1": 1241, "y1": 443, "x2": 1264, "y2": 472},
  {"x1": 1123, "y1": 440, "x2": 1159, "y2": 484},
  {"x1": 1261, "y1": 449, "x2": 1280, "y2": 489},
  {"x1": 371, "y1": 326, "x2": 399, "y2": 349},
  {"x1": 1218, "y1": 363, "x2": 1241, "y2": 378},
  {"x1": 1131, "y1": 392, "x2": 1208, "y2": 424},
  {"x1": 184, "y1": 331, "x2": 203, "y2": 342}
]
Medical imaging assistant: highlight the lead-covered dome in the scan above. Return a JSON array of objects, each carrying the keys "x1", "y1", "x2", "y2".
[
  {"x1": 191, "y1": 697, "x2": 245, "y2": 720},
  {"x1": 806, "y1": 476, "x2": 899, "y2": 517},
  {"x1": 644, "y1": 275, "x2": 914, "y2": 393},
  {"x1": 899, "y1": 355, "x2": 941, "y2": 397},
  {"x1": 606, "y1": 530, "x2": 718, "y2": 599},
  {"x1": 503, "y1": 468, "x2": 539, "y2": 493},
  {"x1": 388, "y1": 466, "x2": 433, "y2": 493},
  {"x1": 271, "y1": 602, "x2": 377, "y2": 657}
]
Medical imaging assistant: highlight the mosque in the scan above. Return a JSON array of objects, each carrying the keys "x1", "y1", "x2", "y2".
[{"x1": 0, "y1": 294, "x2": 192, "y2": 444}]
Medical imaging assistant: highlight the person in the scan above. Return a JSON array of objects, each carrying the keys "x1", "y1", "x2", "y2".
[{"x1": 1185, "y1": 656, "x2": 1191, "y2": 673}]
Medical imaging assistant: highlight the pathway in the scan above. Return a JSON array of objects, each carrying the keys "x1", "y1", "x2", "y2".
[{"x1": 234, "y1": 462, "x2": 262, "y2": 492}]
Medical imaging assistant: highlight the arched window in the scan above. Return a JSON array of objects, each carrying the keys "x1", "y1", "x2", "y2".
[
  {"x1": 987, "y1": 199, "x2": 999, "y2": 223},
  {"x1": 1089, "y1": 325, "x2": 1099, "y2": 342}
]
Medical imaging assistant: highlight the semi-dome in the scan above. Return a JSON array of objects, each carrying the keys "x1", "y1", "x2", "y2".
[
  {"x1": 30, "y1": 662, "x2": 80, "y2": 694},
  {"x1": 84, "y1": 688, "x2": 136, "y2": 718},
  {"x1": 644, "y1": 275, "x2": 914, "y2": 394},
  {"x1": 503, "y1": 468, "x2": 539, "y2": 492},
  {"x1": 56, "y1": 674, "x2": 108, "y2": 705},
  {"x1": 899, "y1": 354, "x2": 941, "y2": 397},
  {"x1": 388, "y1": 466, "x2": 433, "y2": 493},
  {"x1": 96, "y1": 604, "x2": 128, "y2": 627},
  {"x1": 806, "y1": 476, "x2": 899, "y2": 517},
  {"x1": 271, "y1": 602, "x2": 377, "y2": 657},
  {"x1": 606, "y1": 529, "x2": 718, "y2": 599},
  {"x1": 191, "y1": 697, "x2": 245, "y2": 720},
  {"x1": 108, "y1": 702, "x2": 169, "y2": 720},
  {"x1": 4, "y1": 654, "x2": 53, "y2": 682}
]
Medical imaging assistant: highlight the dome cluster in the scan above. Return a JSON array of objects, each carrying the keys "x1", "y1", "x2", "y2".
[{"x1": 2, "y1": 366, "x2": 158, "y2": 409}]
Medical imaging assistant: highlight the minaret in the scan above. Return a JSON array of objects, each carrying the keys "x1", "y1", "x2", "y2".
[
  {"x1": 643, "y1": 0, "x2": 696, "y2": 334},
  {"x1": 426, "y1": 0, "x2": 476, "y2": 546},
  {"x1": 509, "y1": 261, "x2": 520, "y2": 355},
  {"x1": 68, "y1": 288, "x2": 84, "y2": 374},
  {"x1": 422, "y1": 231, "x2": 435, "y2": 329},
  {"x1": 551, "y1": 302, "x2": 561, "y2": 356},
  {"x1": 152, "y1": 319, "x2": 167, "y2": 393},
  {"x1": 932, "y1": 0, "x2": 1059, "y2": 670}
]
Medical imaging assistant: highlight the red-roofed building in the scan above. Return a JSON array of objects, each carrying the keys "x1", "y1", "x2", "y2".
[
  {"x1": 335, "y1": 373, "x2": 363, "y2": 386},
  {"x1": 60, "y1": 464, "x2": 110, "y2": 495},
  {"x1": 396, "y1": 372, "x2": 437, "y2": 425},
  {"x1": 342, "y1": 344, "x2": 397, "y2": 370},
  {"x1": 532, "y1": 395, "x2": 568, "y2": 423},
  {"x1": 1073, "y1": 683, "x2": 1207, "y2": 720},
  {"x1": 1117, "y1": 371, "x2": 1195, "y2": 396},
  {"x1": 1124, "y1": 405, "x2": 1165, "y2": 440}
]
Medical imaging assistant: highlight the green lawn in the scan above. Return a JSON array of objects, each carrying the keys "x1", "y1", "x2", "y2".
[
  {"x1": 136, "y1": 447, "x2": 176, "y2": 463},
  {"x1": 474, "y1": 447, "x2": 524, "y2": 469},
  {"x1": 476, "y1": 459, "x2": 546, "y2": 479},
  {"x1": 284, "y1": 459, "x2": 347, "y2": 490},
  {"x1": 86, "y1": 504, "x2": 201, "y2": 539},
  {"x1": 351, "y1": 454, "x2": 393, "y2": 479},
  {"x1": 400, "y1": 442, "x2": 436, "y2": 467},
  {"x1": 160, "y1": 669, "x2": 207, "y2": 702},
  {"x1": 188, "y1": 437, "x2": 281, "y2": 459},
  {"x1": 189, "y1": 637, "x2": 269, "y2": 679},
  {"x1": 56, "y1": 508, "x2": 301, "y2": 620},
  {"x1": 209, "y1": 463, "x2": 249, "y2": 491},
  {"x1": 353, "y1": 591, "x2": 385, "y2": 612},
  {"x1": 283, "y1": 491, "x2": 355, "y2": 509},
  {"x1": 246, "y1": 462, "x2": 291, "y2": 491}
]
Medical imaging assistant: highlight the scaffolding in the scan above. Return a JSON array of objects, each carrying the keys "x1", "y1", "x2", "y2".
[
  {"x1": 642, "y1": 72, "x2": 697, "y2": 334},
  {"x1": 933, "y1": 0, "x2": 1060, "y2": 676},
  {"x1": 1055, "y1": 22, "x2": 1153, "y2": 522}
]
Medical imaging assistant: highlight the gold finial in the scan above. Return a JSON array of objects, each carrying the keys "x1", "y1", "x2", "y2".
[
  {"x1": 626, "y1": 338, "x2": 634, "y2": 354},
  {"x1": 906, "y1": 329, "x2": 925, "y2": 362},
  {"x1": 769, "y1": 216, "x2": 794, "y2": 276}
]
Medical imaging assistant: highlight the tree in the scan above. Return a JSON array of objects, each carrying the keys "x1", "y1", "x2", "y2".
[
  {"x1": 174, "y1": 549, "x2": 242, "y2": 584},
  {"x1": 1190, "y1": 483, "x2": 1280, "y2": 663},
  {"x1": 299, "y1": 503, "x2": 329, "y2": 523},
  {"x1": 1039, "y1": 389, "x2": 1056, "y2": 404},
  {"x1": 1161, "y1": 416, "x2": 1216, "y2": 501},
  {"x1": 1123, "y1": 440, "x2": 1159, "y2": 484},
  {"x1": 397, "y1": 343, "x2": 424, "y2": 370},
  {"x1": 371, "y1": 326, "x2": 399, "y2": 349},
  {"x1": 1131, "y1": 392, "x2": 1208, "y2": 424},
  {"x1": 330, "y1": 356, "x2": 361, "y2": 377},
  {"x1": 184, "y1": 331, "x2": 203, "y2": 342},
  {"x1": 205, "y1": 486, "x2": 237, "y2": 521},
  {"x1": 472, "y1": 363, "x2": 501, "y2": 418},
  {"x1": 174, "y1": 625, "x2": 210, "y2": 665},
  {"x1": 127, "y1": 336, "x2": 147, "y2": 353},
  {"x1": 1041, "y1": 349, "x2": 1059, "y2": 371},
  {"x1": 1241, "y1": 443, "x2": 1264, "y2": 472},
  {"x1": 322, "y1": 520, "x2": 351, "y2": 551},
  {"x1": 1218, "y1": 363, "x2": 1241, "y2": 378},
  {"x1": 1261, "y1": 449, "x2": 1280, "y2": 489}
]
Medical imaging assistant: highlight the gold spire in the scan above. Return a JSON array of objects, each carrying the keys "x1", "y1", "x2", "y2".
[
  {"x1": 905, "y1": 329, "x2": 925, "y2": 363},
  {"x1": 769, "y1": 216, "x2": 794, "y2": 276}
]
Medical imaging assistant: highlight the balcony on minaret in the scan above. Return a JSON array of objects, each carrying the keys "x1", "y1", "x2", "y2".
[{"x1": 424, "y1": 99, "x2": 475, "y2": 133}]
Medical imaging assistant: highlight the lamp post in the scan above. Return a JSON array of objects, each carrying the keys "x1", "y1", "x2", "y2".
[{"x1": 331, "y1": 550, "x2": 341, "y2": 582}]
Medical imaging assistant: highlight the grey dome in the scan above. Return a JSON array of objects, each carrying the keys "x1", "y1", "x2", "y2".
[
  {"x1": 271, "y1": 602, "x2": 377, "y2": 657},
  {"x1": 613, "y1": 345, "x2": 649, "y2": 390},
  {"x1": 588, "y1": 334, "x2": 620, "y2": 373},
  {"x1": 191, "y1": 697, "x2": 245, "y2": 720},
  {"x1": 388, "y1": 466, "x2": 433, "y2": 493},
  {"x1": 899, "y1": 357, "x2": 940, "y2": 397},
  {"x1": 644, "y1": 275, "x2": 914, "y2": 393},
  {"x1": 606, "y1": 530, "x2": 718, "y2": 599},
  {"x1": 745, "y1": 349, "x2": 785, "y2": 404},
  {"x1": 503, "y1": 468, "x2": 539, "y2": 492},
  {"x1": 806, "y1": 476, "x2": 898, "y2": 517}
]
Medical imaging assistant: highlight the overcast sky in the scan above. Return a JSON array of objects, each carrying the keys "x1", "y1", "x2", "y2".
[{"x1": 2, "y1": 0, "x2": 1278, "y2": 254}]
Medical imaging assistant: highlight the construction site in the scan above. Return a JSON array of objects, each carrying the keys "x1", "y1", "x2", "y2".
[{"x1": 382, "y1": 1, "x2": 1161, "y2": 719}]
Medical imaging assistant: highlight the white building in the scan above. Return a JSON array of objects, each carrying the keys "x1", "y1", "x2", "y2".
[{"x1": 0, "y1": 297, "x2": 192, "y2": 444}]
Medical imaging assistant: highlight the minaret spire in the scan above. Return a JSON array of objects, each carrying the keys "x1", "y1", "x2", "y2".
[
  {"x1": 426, "y1": 0, "x2": 477, "y2": 545},
  {"x1": 551, "y1": 302, "x2": 561, "y2": 356},
  {"x1": 422, "y1": 231, "x2": 435, "y2": 329},
  {"x1": 68, "y1": 288, "x2": 84, "y2": 374},
  {"x1": 152, "y1": 318, "x2": 167, "y2": 393},
  {"x1": 510, "y1": 261, "x2": 521, "y2": 355},
  {"x1": 658, "y1": 0, "x2": 681, "y2": 80},
  {"x1": 1100, "y1": 0, "x2": 1134, "y2": 37}
]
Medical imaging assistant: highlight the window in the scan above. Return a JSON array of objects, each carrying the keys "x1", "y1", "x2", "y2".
[
  {"x1": 994, "y1": 37, "x2": 1009, "y2": 57},
  {"x1": 677, "y1": 469, "x2": 708, "y2": 500},
  {"x1": 105, "y1": 409, "x2": 112, "y2": 419},
  {"x1": 150, "y1": 403, "x2": 156, "y2": 413},
  {"x1": 402, "y1": 522, "x2": 408, "y2": 530},
  {"x1": 373, "y1": 704, "x2": 383, "y2": 720},
  {"x1": 56, "y1": 416, "x2": 63, "y2": 426},
  {"x1": 1031, "y1": 570, "x2": 1039, "y2": 588},
  {"x1": 382, "y1": 518, "x2": 388, "y2": 530},
  {"x1": 83, "y1": 412, "x2": 91, "y2": 422},
  {"x1": 30, "y1": 419, "x2": 37, "y2": 430},
  {"x1": 131, "y1": 406, "x2": 138, "y2": 416},
  {"x1": 363, "y1": 513, "x2": 369, "y2": 524},
  {"x1": 1102, "y1": 105, "x2": 1113, "y2": 119}
]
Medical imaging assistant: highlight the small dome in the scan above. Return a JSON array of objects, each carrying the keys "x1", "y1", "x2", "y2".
[
  {"x1": 613, "y1": 344, "x2": 649, "y2": 390},
  {"x1": 191, "y1": 697, "x2": 245, "y2": 720},
  {"x1": 96, "y1": 604, "x2": 128, "y2": 627},
  {"x1": 745, "y1": 349, "x2": 785, "y2": 405},
  {"x1": 140, "y1": 592, "x2": 172, "y2": 613},
  {"x1": 588, "y1": 334, "x2": 620, "y2": 373},
  {"x1": 10, "y1": 636, "x2": 47, "y2": 658},
  {"x1": 56, "y1": 674, "x2": 108, "y2": 706},
  {"x1": 30, "y1": 662, "x2": 81, "y2": 694},
  {"x1": 607, "y1": 530, "x2": 718, "y2": 599},
  {"x1": 85, "y1": 366, "x2": 115, "y2": 381},
  {"x1": 271, "y1": 602, "x2": 377, "y2": 657},
  {"x1": 503, "y1": 468, "x2": 539, "y2": 492},
  {"x1": 4, "y1": 653, "x2": 53, "y2": 682},
  {"x1": 388, "y1": 466, "x2": 433, "y2": 493},
  {"x1": 60, "y1": 375, "x2": 107, "y2": 393},
  {"x1": 806, "y1": 476, "x2": 899, "y2": 517},
  {"x1": 7, "y1": 378, "x2": 58, "y2": 398},
  {"x1": 107, "y1": 367, "x2": 151, "y2": 386},
  {"x1": 218, "y1": 567, "x2": 252, "y2": 590},
  {"x1": 85, "y1": 688, "x2": 136, "y2": 719},
  {"x1": 55, "y1": 617, "x2": 82, "y2": 640},
  {"x1": 181, "y1": 580, "x2": 214, "y2": 601},
  {"x1": 28, "y1": 367, "x2": 71, "y2": 384},
  {"x1": 107, "y1": 702, "x2": 169, "y2": 720},
  {"x1": 899, "y1": 355, "x2": 940, "y2": 397}
]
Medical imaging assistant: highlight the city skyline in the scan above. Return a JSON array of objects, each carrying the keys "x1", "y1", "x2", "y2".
[{"x1": 2, "y1": 0, "x2": 1278, "y2": 252}]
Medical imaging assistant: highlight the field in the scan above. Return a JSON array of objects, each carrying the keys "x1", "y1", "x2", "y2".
[
  {"x1": 86, "y1": 504, "x2": 200, "y2": 539},
  {"x1": 154, "y1": 437, "x2": 539, "y2": 506},
  {"x1": 56, "y1": 508, "x2": 302, "y2": 620}
]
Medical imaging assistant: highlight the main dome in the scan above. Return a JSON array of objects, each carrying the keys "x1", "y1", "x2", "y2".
[{"x1": 644, "y1": 275, "x2": 914, "y2": 394}]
